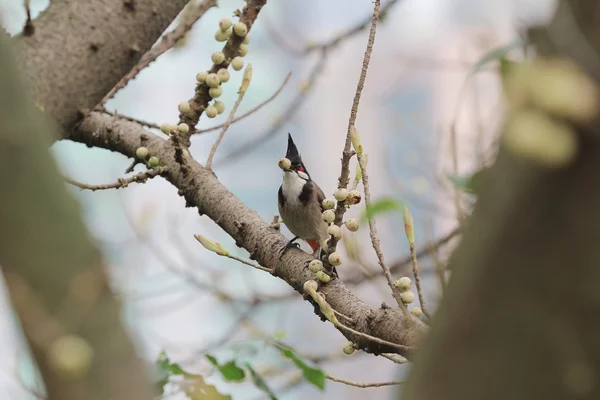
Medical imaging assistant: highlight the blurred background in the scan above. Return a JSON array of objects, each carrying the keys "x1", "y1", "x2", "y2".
[{"x1": 0, "y1": 0, "x2": 557, "y2": 398}]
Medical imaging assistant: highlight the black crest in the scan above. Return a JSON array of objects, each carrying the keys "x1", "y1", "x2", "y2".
[{"x1": 286, "y1": 133, "x2": 303, "y2": 165}]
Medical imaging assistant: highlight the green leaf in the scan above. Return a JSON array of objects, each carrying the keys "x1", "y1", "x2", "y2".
[
  {"x1": 362, "y1": 197, "x2": 404, "y2": 221},
  {"x1": 469, "y1": 38, "x2": 527, "y2": 76},
  {"x1": 278, "y1": 347, "x2": 325, "y2": 390},
  {"x1": 206, "y1": 354, "x2": 246, "y2": 382},
  {"x1": 246, "y1": 364, "x2": 278, "y2": 400}
]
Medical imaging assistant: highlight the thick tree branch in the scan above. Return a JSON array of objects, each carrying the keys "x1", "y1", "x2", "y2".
[
  {"x1": 14, "y1": 0, "x2": 191, "y2": 132},
  {"x1": 69, "y1": 112, "x2": 426, "y2": 358}
]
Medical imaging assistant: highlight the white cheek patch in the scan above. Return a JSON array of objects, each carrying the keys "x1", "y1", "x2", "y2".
[{"x1": 298, "y1": 171, "x2": 309, "y2": 180}]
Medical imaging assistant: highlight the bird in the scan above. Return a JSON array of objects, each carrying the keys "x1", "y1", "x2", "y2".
[{"x1": 278, "y1": 133, "x2": 328, "y2": 254}]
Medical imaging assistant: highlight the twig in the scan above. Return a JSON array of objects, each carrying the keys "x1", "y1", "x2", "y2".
[
  {"x1": 326, "y1": 374, "x2": 404, "y2": 388},
  {"x1": 388, "y1": 227, "x2": 460, "y2": 277},
  {"x1": 99, "y1": 107, "x2": 162, "y2": 130},
  {"x1": 194, "y1": 72, "x2": 292, "y2": 135},
  {"x1": 333, "y1": 309, "x2": 355, "y2": 324},
  {"x1": 303, "y1": 0, "x2": 399, "y2": 54},
  {"x1": 206, "y1": 64, "x2": 253, "y2": 169},
  {"x1": 23, "y1": 0, "x2": 34, "y2": 36},
  {"x1": 357, "y1": 151, "x2": 411, "y2": 317},
  {"x1": 335, "y1": 321, "x2": 413, "y2": 353},
  {"x1": 178, "y1": 0, "x2": 267, "y2": 139},
  {"x1": 64, "y1": 168, "x2": 165, "y2": 191},
  {"x1": 99, "y1": 0, "x2": 217, "y2": 105},
  {"x1": 380, "y1": 353, "x2": 408, "y2": 364},
  {"x1": 218, "y1": 0, "x2": 404, "y2": 164},
  {"x1": 329, "y1": 0, "x2": 381, "y2": 254},
  {"x1": 215, "y1": 48, "x2": 329, "y2": 166},
  {"x1": 409, "y1": 243, "x2": 430, "y2": 319},
  {"x1": 225, "y1": 253, "x2": 273, "y2": 274},
  {"x1": 124, "y1": 160, "x2": 139, "y2": 174}
]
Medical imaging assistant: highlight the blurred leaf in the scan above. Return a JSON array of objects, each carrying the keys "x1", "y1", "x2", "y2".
[
  {"x1": 470, "y1": 38, "x2": 527, "y2": 76},
  {"x1": 156, "y1": 351, "x2": 185, "y2": 376},
  {"x1": 273, "y1": 331, "x2": 287, "y2": 340},
  {"x1": 362, "y1": 197, "x2": 404, "y2": 221},
  {"x1": 182, "y1": 374, "x2": 232, "y2": 400},
  {"x1": 246, "y1": 364, "x2": 278, "y2": 400},
  {"x1": 206, "y1": 354, "x2": 246, "y2": 382},
  {"x1": 278, "y1": 346, "x2": 325, "y2": 390}
]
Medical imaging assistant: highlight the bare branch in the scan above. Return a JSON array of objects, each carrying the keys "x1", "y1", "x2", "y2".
[
  {"x1": 409, "y1": 243, "x2": 430, "y2": 319},
  {"x1": 64, "y1": 168, "x2": 165, "y2": 191},
  {"x1": 357, "y1": 146, "x2": 411, "y2": 316},
  {"x1": 326, "y1": 374, "x2": 404, "y2": 388},
  {"x1": 329, "y1": 0, "x2": 382, "y2": 256},
  {"x1": 98, "y1": 107, "x2": 162, "y2": 130}
]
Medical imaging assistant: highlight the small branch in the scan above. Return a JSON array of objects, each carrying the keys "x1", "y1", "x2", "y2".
[
  {"x1": 330, "y1": 0, "x2": 381, "y2": 254},
  {"x1": 410, "y1": 243, "x2": 430, "y2": 319},
  {"x1": 64, "y1": 168, "x2": 165, "y2": 191},
  {"x1": 380, "y1": 353, "x2": 409, "y2": 364},
  {"x1": 387, "y1": 227, "x2": 460, "y2": 277},
  {"x1": 333, "y1": 309, "x2": 355, "y2": 324},
  {"x1": 124, "y1": 160, "x2": 139, "y2": 174},
  {"x1": 303, "y1": 0, "x2": 399, "y2": 54},
  {"x1": 99, "y1": 107, "x2": 162, "y2": 130},
  {"x1": 98, "y1": 0, "x2": 217, "y2": 105},
  {"x1": 357, "y1": 150, "x2": 411, "y2": 317},
  {"x1": 326, "y1": 374, "x2": 404, "y2": 388},
  {"x1": 178, "y1": 0, "x2": 267, "y2": 138},
  {"x1": 23, "y1": 0, "x2": 34, "y2": 36},
  {"x1": 194, "y1": 72, "x2": 292, "y2": 135},
  {"x1": 225, "y1": 253, "x2": 273, "y2": 274},
  {"x1": 206, "y1": 64, "x2": 252, "y2": 169},
  {"x1": 335, "y1": 322, "x2": 413, "y2": 353}
]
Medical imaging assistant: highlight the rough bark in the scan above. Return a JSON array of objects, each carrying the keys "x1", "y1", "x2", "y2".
[
  {"x1": 402, "y1": 1, "x2": 600, "y2": 399},
  {"x1": 14, "y1": 0, "x2": 190, "y2": 132},
  {"x1": 69, "y1": 112, "x2": 426, "y2": 358},
  {"x1": 0, "y1": 35, "x2": 153, "y2": 400}
]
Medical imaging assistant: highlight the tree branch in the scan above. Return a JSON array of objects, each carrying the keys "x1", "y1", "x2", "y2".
[
  {"x1": 69, "y1": 112, "x2": 426, "y2": 358},
  {"x1": 14, "y1": 0, "x2": 192, "y2": 132}
]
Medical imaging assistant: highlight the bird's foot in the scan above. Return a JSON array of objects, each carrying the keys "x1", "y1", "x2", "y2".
[{"x1": 279, "y1": 237, "x2": 300, "y2": 258}]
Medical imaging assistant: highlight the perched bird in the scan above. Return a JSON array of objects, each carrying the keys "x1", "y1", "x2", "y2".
[{"x1": 278, "y1": 134, "x2": 328, "y2": 253}]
